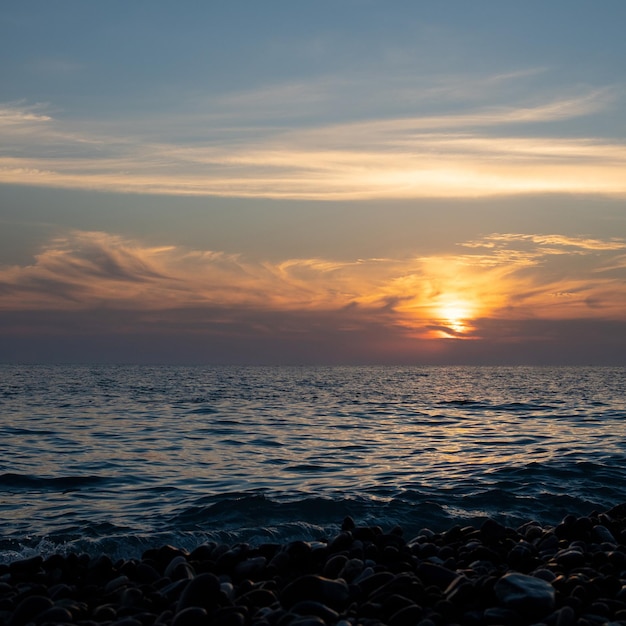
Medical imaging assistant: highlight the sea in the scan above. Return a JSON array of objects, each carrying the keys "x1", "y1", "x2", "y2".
[{"x1": 1, "y1": 365, "x2": 625, "y2": 565}]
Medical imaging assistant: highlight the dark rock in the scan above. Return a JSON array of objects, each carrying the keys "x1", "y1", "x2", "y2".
[
  {"x1": 328, "y1": 531, "x2": 353, "y2": 553},
  {"x1": 144, "y1": 545, "x2": 187, "y2": 571},
  {"x1": 416, "y1": 562, "x2": 458, "y2": 590},
  {"x1": 36, "y1": 605, "x2": 75, "y2": 623},
  {"x1": 190, "y1": 542, "x2": 217, "y2": 561},
  {"x1": 588, "y1": 600, "x2": 610, "y2": 617},
  {"x1": 216, "y1": 546, "x2": 250, "y2": 573},
  {"x1": 9, "y1": 594, "x2": 54, "y2": 626},
  {"x1": 177, "y1": 572, "x2": 221, "y2": 611},
  {"x1": 233, "y1": 556, "x2": 267, "y2": 580},
  {"x1": 286, "y1": 540, "x2": 313, "y2": 562},
  {"x1": 462, "y1": 609, "x2": 485, "y2": 626},
  {"x1": 481, "y1": 519, "x2": 508, "y2": 544},
  {"x1": 555, "y1": 549, "x2": 586, "y2": 569},
  {"x1": 533, "y1": 567, "x2": 557, "y2": 582},
  {"x1": 323, "y1": 554, "x2": 348, "y2": 579},
  {"x1": 381, "y1": 592, "x2": 414, "y2": 615},
  {"x1": 538, "y1": 533, "x2": 560, "y2": 553},
  {"x1": 417, "y1": 543, "x2": 439, "y2": 559},
  {"x1": 154, "y1": 608, "x2": 174, "y2": 623},
  {"x1": 47, "y1": 582, "x2": 72, "y2": 600},
  {"x1": 160, "y1": 578, "x2": 192, "y2": 602},
  {"x1": 368, "y1": 573, "x2": 424, "y2": 605},
  {"x1": 465, "y1": 545, "x2": 501, "y2": 565},
  {"x1": 483, "y1": 606, "x2": 523, "y2": 624},
  {"x1": 43, "y1": 553, "x2": 65, "y2": 570},
  {"x1": 572, "y1": 516, "x2": 593, "y2": 539},
  {"x1": 507, "y1": 542, "x2": 537, "y2": 571},
  {"x1": 290, "y1": 599, "x2": 339, "y2": 621},
  {"x1": 214, "y1": 608, "x2": 246, "y2": 626},
  {"x1": 595, "y1": 573, "x2": 621, "y2": 596},
  {"x1": 389, "y1": 603, "x2": 423, "y2": 626},
  {"x1": 352, "y1": 525, "x2": 381, "y2": 542},
  {"x1": 9, "y1": 555, "x2": 44, "y2": 577},
  {"x1": 281, "y1": 575, "x2": 350, "y2": 611},
  {"x1": 445, "y1": 576, "x2": 474, "y2": 605},
  {"x1": 105, "y1": 574, "x2": 131, "y2": 593},
  {"x1": 134, "y1": 562, "x2": 161, "y2": 584},
  {"x1": 93, "y1": 604, "x2": 118, "y2": 621},
  {"x1": 237, "y1": 587, "x2": 277, "y2": 609},
  {"x1": 341, "y1": 516, "x2": 356, "y2": 531},
  {"x1": 550, "y1": 605, "x2": 577, "y2": 626},
  {"x1": 267, "y1": 549, "x2": 291, "y2": 573},
  {"x1": 356, "y1": 570, "x2": 395, "y2": 596},
  {"x1": 88, "y1": 553, "x2": 114, "y2": 574},
  {"x1": 120, "y1": 587, "x2": 143, "y2": 608},
  {"x1": 494, "y1": 572, "x2": 555, "y2": 617},
  {"x1": 172, "y1": 606, "x2": 209, "y2": 626},
  {"x1": 339, "y1": 557, "x2": 364, "y2": 582},
  {"x1": 112, "y1": 618, "x2": 143, "y2": 626},
  {"x1": 592, "y1": 525, "x2": 617, "y2": 545},
  {"x1": 288, "y1": 617, "x2": 326, "y2": 626},
  {"x1": 165, "y1": 555, "x2": 195, "y2": 580}
]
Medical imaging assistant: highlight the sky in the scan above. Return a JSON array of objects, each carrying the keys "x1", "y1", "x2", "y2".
[{"x1": 1, "y1": 1, "x2": 626, "y2": 365}]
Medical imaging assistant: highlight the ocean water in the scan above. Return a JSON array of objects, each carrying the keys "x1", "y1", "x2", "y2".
[{"x1": 1, "y1": 364, "x2": 625, "y2": 564}]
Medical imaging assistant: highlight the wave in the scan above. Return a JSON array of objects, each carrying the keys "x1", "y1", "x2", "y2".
[
  {"x1": 1, "y1": 487, "x2": 620, "y2": 565},
  {"x1": 0, "y1": 472, "x2": 112, "y2": 491}
]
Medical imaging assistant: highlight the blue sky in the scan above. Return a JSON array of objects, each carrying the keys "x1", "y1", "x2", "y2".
[{"x1": 1, "y1": 1, "x2": 626, "y2": 364}]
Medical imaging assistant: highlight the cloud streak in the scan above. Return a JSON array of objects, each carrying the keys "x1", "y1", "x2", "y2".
[
  {"x1": 2, "y1": 229, "x2": 625, "y2": 342},
  {"x1": 1, "y1": 79, "x2": 624, "y2": 199}
]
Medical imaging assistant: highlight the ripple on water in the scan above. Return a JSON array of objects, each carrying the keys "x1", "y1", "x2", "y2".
[{"x1": 0, "y1": 364, "x2": 625, "y2": 561}]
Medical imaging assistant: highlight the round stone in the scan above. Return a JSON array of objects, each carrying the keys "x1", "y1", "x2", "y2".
[{"x1": 494, "y1": 572, "x2": 555, "y2": 617}]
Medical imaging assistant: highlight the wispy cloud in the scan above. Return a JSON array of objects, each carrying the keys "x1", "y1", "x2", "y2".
[
  {"x1": 0, "y1": 103, "x2": 52, "y2": 125},
  {"x1": 463, "y1": 233, "x2": 626, "y2": 252},
  {"x1": 0, "y1": 77, "x2": 624, "y2": 199},
  {"x1": 2, "y1": 230, "x2": 626, "y2": 346}
]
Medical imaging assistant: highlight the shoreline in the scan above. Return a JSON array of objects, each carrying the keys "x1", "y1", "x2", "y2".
[{"x1": 3, "y1": 505, "x2": 626, "y2": 625}]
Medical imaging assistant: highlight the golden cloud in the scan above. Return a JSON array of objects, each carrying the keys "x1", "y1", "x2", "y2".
[{"x1": 2, "y1": 230, "x2": 626, "y2": 343}]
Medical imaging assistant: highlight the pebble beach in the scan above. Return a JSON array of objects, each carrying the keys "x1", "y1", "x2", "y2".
[{"x1": 4, "y1": 504, "x2": 626, "y2": 626}]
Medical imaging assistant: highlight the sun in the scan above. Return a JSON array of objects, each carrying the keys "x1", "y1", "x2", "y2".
[{"x1": 436, "y1": 299, "x2": 474, "y2": 337}]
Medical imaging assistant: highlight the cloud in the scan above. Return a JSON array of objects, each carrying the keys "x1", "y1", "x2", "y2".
[
  {"x1": 2, "y1": 228, "x2": 626, "y2": 363},
  {"x1": 0, "y1": 103, "x2": 52, "y2": 126},
  {"x1": 1, "y1": 79, "x2": 624, "y2": 199},
  {"x1": 463, "y1": 233, "x2": 626, "y2": 253},
  {"x1": 2, "y1": 229, "x2": 626, "y2": 345}
]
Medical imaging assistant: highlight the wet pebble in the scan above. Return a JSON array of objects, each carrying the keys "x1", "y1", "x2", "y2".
[
  {"x1": 5, "y1": 507, "x2": 626, "y2": 625},
  {"x1": 281, "y1": 575, "x2": 350, "y2": 611},
  {"x1": 494, "y1": 572, "x2": 555, "y2": 617}
]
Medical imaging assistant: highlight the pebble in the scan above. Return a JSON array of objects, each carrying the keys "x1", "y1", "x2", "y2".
[
  {"x1": 4, "y1": 507, "x2": 626, "y2": 625},
  {"x1": 494, "y1": 572, "x2": 555, "y2": 616},
  {"x1": 592, "y1": 524, "x2": 618, "y2": 545},
  {"x1": 281, "y1": 575, "x2": 350, "y2": 611},
  {"x1": 177, "y1": 572, "x2": 221, "y2": 611},
  {"x1": 8, "y1": 594, "x2": 53, "y2": 625}
]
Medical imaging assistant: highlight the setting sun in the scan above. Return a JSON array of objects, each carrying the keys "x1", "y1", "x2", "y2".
[
  {"x1": 435, "y1": 298, "x2": 477, "y2": 338},
  {"x1": 440, "y1": 303, "x2": 470, "y2": 333}
]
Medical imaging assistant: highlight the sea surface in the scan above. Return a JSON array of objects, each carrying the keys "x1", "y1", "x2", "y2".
[{"x1": 1, "y1": 365, "x2": 625, "y2": 564}]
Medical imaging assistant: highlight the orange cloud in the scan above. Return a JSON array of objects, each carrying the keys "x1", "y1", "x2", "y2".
[{"x1": 2, "y1": 230, "x2": 626, "y2": 348}]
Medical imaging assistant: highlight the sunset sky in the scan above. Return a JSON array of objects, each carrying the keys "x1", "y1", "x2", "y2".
[{"x1": 1, "y1": 1, "x2": 626, "y2": 364}]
